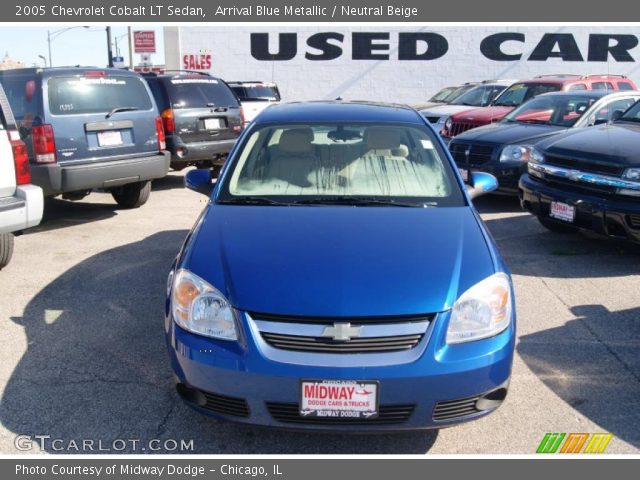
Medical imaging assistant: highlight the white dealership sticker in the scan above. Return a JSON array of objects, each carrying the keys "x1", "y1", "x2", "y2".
[
  {"x1": 300, "y1": 380, "x2": 379, "y2": 418},
  {"x1": 550, "y1": 201, "x2": 575, "y2": 223}
]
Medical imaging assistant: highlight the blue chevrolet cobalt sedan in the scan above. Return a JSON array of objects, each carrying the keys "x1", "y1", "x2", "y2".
[{"x1": 165, "y1": 101, "x2": 515, "y2": 431}]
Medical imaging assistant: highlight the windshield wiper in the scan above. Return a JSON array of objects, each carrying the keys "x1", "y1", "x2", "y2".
[
  {"x1": 291, "y1": 197, "x2": 434, "y2": 208},
  {"x1": 218, "y1": 196, "x2": 291, "y2": 206},
  {"x1": 105, "y1": 107, "x2": 139, "y2": 119},
  {"x1": 517, "y1": 119, "x2": 549, "y2": 125}
]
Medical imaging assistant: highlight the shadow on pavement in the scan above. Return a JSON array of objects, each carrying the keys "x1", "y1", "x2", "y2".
[
  {"x1": 25, "y1": 197, "x2": 119, "y2": 234},
  {"x1": 0, "y1": 230, "x2": 437, "y2": 454},
  {"x1": 517, "y1": 304, "x2": 640, "y2": 448}
]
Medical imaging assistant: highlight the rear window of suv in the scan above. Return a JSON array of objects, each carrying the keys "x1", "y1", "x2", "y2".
[
  {"x1": 230, "y1": 85, "x2": 280, "y2": 102},
  {"x1": 48, "y1": 76, "x2": 152, "y2": 116},
  {"x1": 164, "y1": 78, "x2": 239, "y2": 109}
]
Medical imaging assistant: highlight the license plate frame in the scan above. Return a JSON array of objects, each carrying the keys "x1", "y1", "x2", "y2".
[
  {"x1": 97, "y1": 130, "x2": 123, "y2": 147},
  {"x1": 204, "y1": 118, "x2": 223, "y2": 130},
  {"x1": 300, "y1": 380, "x2": 379, "y2": 419},
  {"x1": 550, "y1": 201, "x2": 576, "y2": 223}
]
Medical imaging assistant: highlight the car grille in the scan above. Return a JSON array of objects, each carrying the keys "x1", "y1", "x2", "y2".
[
  {"x1": 540, "y1": 175, "x2": 619, "y2": 196},
  {"x1": 627, "y1": 214, "x2": 640, "y2": 229},
  {"x1": 449, "y1": 142, "x2": 495, "y2": 166},
  {"x1": 261, "y1": 332, "x2": 423, "y2": 354},
  {"x1": 544, "y1": 155, "x2": 625, "y2": 176},
  {"x1": 433, "y1": 395, "x2": 481, "y2": 421},
  {"x1": 249, "y1": 312, "x2": 433, "y2": 325},
  {"x1": 448, "y1": 121, "x2": 484, "y2": 137},
  {"x1": 200, "y1": 391, "x2": 250, "y2": 418},
  {"x1": 266, "y1": 402, "x2": 415, "y2": 425}
]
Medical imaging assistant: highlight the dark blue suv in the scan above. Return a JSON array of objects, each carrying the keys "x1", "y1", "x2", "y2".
[{"x1": 0, "y1": 67, "x2": 170, "y2": 208}]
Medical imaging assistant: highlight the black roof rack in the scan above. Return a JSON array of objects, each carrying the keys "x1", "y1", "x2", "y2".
[
  {"x1": 581, "y1": 74, "x2": 628, "y2": 79},
  {"x1": 534, "y1": 74, "x2": 582, "y2": 78}
]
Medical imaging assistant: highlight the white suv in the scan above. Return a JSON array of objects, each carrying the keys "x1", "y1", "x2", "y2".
[
  {"x1": 0, "y1": 84, "x2": 43, "y2": 269},
  {"x1": 228, "y1": 81, "x2": 281, "y2": 126}
]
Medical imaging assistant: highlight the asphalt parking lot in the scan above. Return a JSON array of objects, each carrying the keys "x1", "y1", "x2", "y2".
[{"x1": 0, "y1": 171, "x2": 639, "y2": 454}]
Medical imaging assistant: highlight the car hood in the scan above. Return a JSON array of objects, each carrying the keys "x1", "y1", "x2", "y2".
[
  {"x1": 420, "y1": 105, "x2": 482, "y2": 118},
  {"x1": 537, "y1": 122, "x2": 640, "y2": 165},
  {"x1": 186, "y1": 206, "x2": 496, "y2": 318},
  {"x1": 451, "y1": 106, "x2": 515, "y2": 123},
  {"x1": 413, "y1": 101, "x2": 445, "y2": 110},
  {"x1": 453, "y1": 122, "x2": 567, "y2": 146}
]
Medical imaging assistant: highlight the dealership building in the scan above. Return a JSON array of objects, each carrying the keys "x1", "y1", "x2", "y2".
[{"x1": 163, "y1": 26, "x2": 640, "y2": 104}]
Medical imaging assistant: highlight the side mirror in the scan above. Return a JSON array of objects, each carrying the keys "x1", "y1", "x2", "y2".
[
  {"x1": 185, "y1": 169, "x2": 214, "y2": 196},
  {"x1": 593, "y1": 118, "x2": 608, "y2": 126},
  {"x1": 467, "y1": 171, "x2": 498, "y2": 199},
  {"x1": 610, "y1": 110, "x2": 624, "y2": 123}
]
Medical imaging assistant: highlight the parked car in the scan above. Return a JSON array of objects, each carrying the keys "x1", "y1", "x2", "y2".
[
  {"x1": 227, "y1": 81, "x2": 281, "y2": 126},
  {"x1": 520, "y1": 98, "x2": 640, "y2": 241},
  {"x1": 442, "y1": 74, "x2": 637, "y2": 141},
  {"x1": 449, "y1": 90, "x2": 640, "y2": 193},
  {"x1": 0, "y1": 82, "x2": 43, "y2": 269},
  {"x1": 165, "y1": 101, "x2": 515, "y2": 431},
  {"x1": 143, "y1": 71, "x2": 243, "y2": 173},
  {"x1": 419, "y1": 80, "x2": 516, "y2": 134},
  {"x1": 0, "y1": 67, "x2": 169, "y2": 208},
  {"x1": 413, "y1": 82, "x2": 480, "y2": 111}
]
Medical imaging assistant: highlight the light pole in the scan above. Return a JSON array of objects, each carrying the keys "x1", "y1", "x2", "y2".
[
  {"x1": 37, "y1": 55, "x2": 47, "y2": 67},
  {"x1": 47, "y1": 26, "x2": 89, "y2": 67},
  {"x1": 114, "y1": 33, "x2": 128, "y2": 58}
]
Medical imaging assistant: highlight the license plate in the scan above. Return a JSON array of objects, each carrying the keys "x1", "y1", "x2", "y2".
[
  {"x1": 550, "y1": 201, "x2": 575, "y2": 223},
  {"x1": 97, "y1": 130, "x2": 123, "y2": 147},
  {"x1": 459, "y1": 168, "x2": 469, "y2": 182},
  {"x1": 204, "y1": 118, "x2": 222, "y2": 130},
  {"x1": 300, "y1": 380, "x2": 379, "y2": 419}
]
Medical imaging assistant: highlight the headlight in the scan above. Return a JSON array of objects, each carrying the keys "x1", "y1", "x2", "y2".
[
  {"x1": 444, "y1": 117, "x2": 453, "y2": 131},
  {"x1": 446, "y1": 272, "x2": 512, "y2": 344},
  {"x1": 622, "y1": 168, "x2": 640, "y2": 181},
  {"x1": 171, "y1": 269, "x2": 237, "y2": 340},
  {"x1": 499, "y1": 145, "x2": 544, "y2": 163}
]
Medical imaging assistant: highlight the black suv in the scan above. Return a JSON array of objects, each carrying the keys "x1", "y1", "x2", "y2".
[
  {"x1": 142, "y1": 71, "x2": 243, "y2": 173},
  {"x1": 0, "y1": 67, "x2": 170, "y2": 208},
  {"x1": 520, "y1": 99, "x2": 640, "y2": 242}
]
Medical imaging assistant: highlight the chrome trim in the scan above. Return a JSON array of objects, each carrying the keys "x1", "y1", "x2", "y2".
[
  {"x1": 529, "y1": 162, "x2": 640, "y2": 190},
  {"x1": 246, "y1": 314, "x2": 433, "y2": 367}
]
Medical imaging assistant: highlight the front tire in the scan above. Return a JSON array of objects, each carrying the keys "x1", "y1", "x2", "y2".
[
  {"x1": 538, "y1": 216, "x2": 578, "y2": 234},
  {"x1": 0, "y1": 233, "x2": 14, "y2": 270},
  {"x1": 111, "y1": 181, "x2": 151, "y2": 209}
]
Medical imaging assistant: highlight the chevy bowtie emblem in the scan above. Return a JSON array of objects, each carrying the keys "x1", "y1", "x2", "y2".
[
  {"x1": 465, "y1": 147, "x2": 471, "y2": 159},
  {"x1": 568, "y1": 170, "x2": 582, "y2": 181},
  {"x1": 321, "y1": 323, "x2": 362, "y2": 341}
]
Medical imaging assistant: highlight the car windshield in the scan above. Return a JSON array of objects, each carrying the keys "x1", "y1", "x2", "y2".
[
  {"x1": 47, "y1": 76, "x2": 152, "y2": 115},
  {"x1": 428, "y1": 86, "x2": 458, "y2": 102},
  {"x1": 218, "y1": 123, "x2": 464, "y2": 207},
  {"x1": 441, "y1": 85, "x2": 475, "y2": 103},
  {"x1": 231, "y1": 85, "x2": 280, "y2": 102},
  {"x1": 492, "y1": 83, "x2": 562, "y2": 107},
  {"x1": 620, "y1": 100, "x2": 640, "y2": 122},
  {"x1": 165, "y1": 77, "x2": 238, "y2": 108},
  {"x1": 452, "y1": 85, "x2": 507, "y2": 107},
  {"x1": 503, "y1": 94, "x2": 599, "y2": 127}
]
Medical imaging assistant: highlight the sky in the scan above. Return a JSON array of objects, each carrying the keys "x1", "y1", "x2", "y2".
[{"x1": 0, "y1": 26, "x2": 165, "y2": 68}]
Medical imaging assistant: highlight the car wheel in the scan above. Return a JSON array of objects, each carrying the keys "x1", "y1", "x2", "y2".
[
  {"x1": 0, "y1": 233, "x2": 14, "y2": 270},
  {"x1": 111, "y1": 181, "x2": 151, "y2": 209},
  {"x1": 538, "y1": 216, "x2": 578, "y2": 234}
]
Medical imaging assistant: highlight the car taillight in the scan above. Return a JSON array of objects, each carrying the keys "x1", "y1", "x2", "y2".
[
  {"x1": 161, "y1": 108, "x2": 175, "y2": 134},
  {"x1": 155, "y1": 116, "x2": 166, "y2": 151},
  {"x1": 32, "y1": 124, "x2": 56, "y2": 164},
  {"x1": 8, "y1": 130, "x2": 30, "y2": 185},
  {"x1": 232, "y1": 107, "x2": 245, "y2": 132}
]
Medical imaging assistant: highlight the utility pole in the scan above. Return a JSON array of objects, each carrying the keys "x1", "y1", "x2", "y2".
[
  {"x1": 128, "y1": 27, "x2": 134, "y2": 68},
  {"x1": 106, "y1": 26, "x2": 114, "y2": 67}
]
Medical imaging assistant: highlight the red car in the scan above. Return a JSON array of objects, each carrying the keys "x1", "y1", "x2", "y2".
[{"x1": 442, "y1": 74, "x2": 637, "y2": 140}]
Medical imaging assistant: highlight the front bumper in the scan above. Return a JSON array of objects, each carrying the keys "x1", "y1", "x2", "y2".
[
  {"x1": 0, "y1": 185, "x2": 43, "y2": 234},
  {"x1": 167, "y1": 136, "x2": 237, "y2": 165},
  {"x1": 520, "y1": 174, "x2": 640, "y2": 243},
  {"x1": 31, "y1": 152, "x2": 170, "y2": 196},
  {"x1": 165, "y1": 309, "x2": 515, "y2": 432}
]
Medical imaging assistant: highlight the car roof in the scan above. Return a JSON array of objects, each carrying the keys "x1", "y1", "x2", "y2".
[
  {"x1": 0, "y1": 67, "x2": 143, "y2": 78},
  {"x1": 228, "y1": 81, "x2": 278, "y2": 87},
  {"x1": 255, "y1": 101, "x2": 424, "y2": 125},
  {"x1": 536, "y1": 90, "x2": 626, "y2": 99}
]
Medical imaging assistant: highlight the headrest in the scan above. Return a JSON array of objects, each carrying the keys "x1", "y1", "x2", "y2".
[
  {"x1": 364, "y1": 127, "x2": 402, "y2": 151},
  {"x1": 391, "y1": 145, "x2": 409, "y2": 158},
  {"x1": 278, "y1": 128, "x2": 314, "y2": 154}
]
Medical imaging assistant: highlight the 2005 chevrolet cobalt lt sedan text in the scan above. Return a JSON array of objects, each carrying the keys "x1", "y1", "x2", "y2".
[{"x1": 165, "y1": 101, "x2": 516, "y2": 431}]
